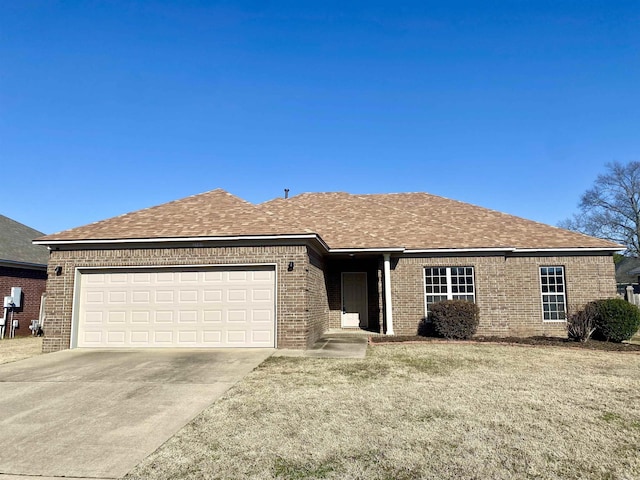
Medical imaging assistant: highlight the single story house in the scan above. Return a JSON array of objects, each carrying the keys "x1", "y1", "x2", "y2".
[
  {"x1": 34, "y1": 189, "x2": 622, "y2": 352},
  {"x1": 1, "y1": 214, "x2": 48, "y2": 337}
]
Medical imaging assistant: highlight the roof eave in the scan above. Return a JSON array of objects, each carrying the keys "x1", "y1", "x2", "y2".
[
  {"x1": 0, "y1": 259, "x2": 48, "y2": 270},
  {"x1": 34, "y1": 234, "x2": 331, "y2": 252},
  {"x1": 32, "y1": 236, "x2": 624, "y2": 256},
  {"x1": 328, "y1": 247, "x2": 405, "y2": 254},
  {"x1": 512, "y1": 246, "x2": 624, "y2": 253}
]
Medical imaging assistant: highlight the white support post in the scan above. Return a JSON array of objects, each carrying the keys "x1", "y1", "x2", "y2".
[{"x1": 383, "y1": 253, "x2": 394, "y2": 335}]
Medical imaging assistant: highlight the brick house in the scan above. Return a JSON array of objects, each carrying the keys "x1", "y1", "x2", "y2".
[
  {"x1": 1, "y1": 215, "x2": 48, "y2": 337},
  {"x1": 34, "y1": 189, "x2": 621, "y2": 352}
]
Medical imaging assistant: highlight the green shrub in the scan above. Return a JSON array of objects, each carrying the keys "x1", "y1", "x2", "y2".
[
  {"x1": 429, "y1": 300, "x2": 479, "y2": 340},
  {"x1": 592, "y1": 298, "x2": 640, "y2": 343}
]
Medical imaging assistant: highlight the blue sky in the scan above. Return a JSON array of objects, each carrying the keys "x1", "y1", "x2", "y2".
[{"x1": 1, "y1": 1, "x2": 639, "y2": 234}]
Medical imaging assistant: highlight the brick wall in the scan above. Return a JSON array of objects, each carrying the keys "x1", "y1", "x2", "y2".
[
  {"x1": 43, "y1": 245, "x2": 312, "y2": 352},
  {"x1": 306, "y1": 247, "x2": 330, "y2": 346},
  {"x1": 0, "y1": 266, "x2": 47, "y2": 337},
  {"x1": 41, "y1": 246, "x2": 618, "y2": 352},
  {"x1": 391, "y1": 254, "x2": 617, "y2": 337}
]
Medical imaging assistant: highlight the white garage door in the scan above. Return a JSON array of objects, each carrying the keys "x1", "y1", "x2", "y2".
[{"x1": 75, "y1": 267, "x2": 275, "y2": 348}]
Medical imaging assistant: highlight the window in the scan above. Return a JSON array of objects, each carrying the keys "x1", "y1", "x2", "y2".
[
  {"x1": 540, "y1": 266, "x2": 567, "y2": 321},
  {"x1": 424, "y1": 266, "x2": 475, "y2": 313}
]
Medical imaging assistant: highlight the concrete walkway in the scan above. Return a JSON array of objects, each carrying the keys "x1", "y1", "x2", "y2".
[
  {"x1": 0, "y1": 348, "x2": 273, "y2": 479},
  {"x1": 273, "y1": 333, "x2": 369, "y2": 358}
]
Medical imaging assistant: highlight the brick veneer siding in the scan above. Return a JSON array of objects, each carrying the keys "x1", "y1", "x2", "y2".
[
  {"x1": 306, "y1": 248, "x2": 330, "y2": 346},
  {"x1": 42, "y1": 245, "x2": 315, "y2": 353},
  {"x1": 391, "y1": 254, "x2": 617, "y2": 337},
  {"x1": 0, "y1": 266, "x2": 47, "y2": 337}
]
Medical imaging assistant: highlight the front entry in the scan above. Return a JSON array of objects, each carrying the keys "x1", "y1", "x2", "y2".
[{"x1": 341, "y1": 272, "x2": 368, "y2": 328}]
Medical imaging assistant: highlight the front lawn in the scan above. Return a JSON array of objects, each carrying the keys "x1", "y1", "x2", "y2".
[
  {"x1": 127, "y1": 343, "x2": 640, "y2": 480},
  {"x1": 0, "y1": 336, "x2": 43, "y2": 364}
]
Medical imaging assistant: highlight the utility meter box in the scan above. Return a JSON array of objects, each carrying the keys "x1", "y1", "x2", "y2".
[
  {"x1": 10, "y1": 287, "x2": 22, "y2": 308},
  {"x1": 3, "y1": 296, "x2": 13, "y2": 308}
]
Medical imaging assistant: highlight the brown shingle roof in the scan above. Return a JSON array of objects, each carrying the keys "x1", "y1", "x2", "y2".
[
  {"x1": 38, "y1": 189, "x2": 312, "y2": 242},
  {"x1": 260, "y1": 192, "x2": 621, "y2": 250},
  {"x1": 36, "y1": 189, "x2": 622, "y2": 251}
]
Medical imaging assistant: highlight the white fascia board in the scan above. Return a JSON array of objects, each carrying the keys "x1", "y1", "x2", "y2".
[
  {"x1": 406, "y1": 246, "x2": 624, "y2": 254},
  {"x1": 329, "y1": 247, "x2": 405, "y2": 254},
  {"x1": 512, "y1": 247, "x2": 624, "y2": 253},
  {"x1": 405, "y1": 247, "x2": 516, "y2": 254},
  {"x1": 34, "y1": 234, "x2": 330, "y2": 251}
]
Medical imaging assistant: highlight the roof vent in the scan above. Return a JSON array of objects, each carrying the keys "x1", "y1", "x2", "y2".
[{"x1": 284, "y1": 188, "x2": 290, "y2": 199}]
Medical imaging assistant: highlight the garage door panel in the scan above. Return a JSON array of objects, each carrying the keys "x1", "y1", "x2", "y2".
[
  {"x1": 203, "y1": 310, "x2": 222, "y2": 322},
  {"x1": 178, "y1": 330, "x2": 197, "y2": 343},
  {"x1": 77, "y1": 267, "x2": 275, "y2": 348},
  {"x1": 203, "y1": 330, "x2": 222, "y2": 344},
  {"x1": 179, "y1": 272, "x2": 198, "y2": 282},
  {"x1": 132, "y1": 291, "x2": 150, "y2": 303},
  {"x1": 179, "y1": 290, "x2": 198, "y2": 303},
  {"x1": 110, "y1": 274, "x2": 128, "y2": 284},
  {"x1": 155, "y1": 291, "x2": 174, "y2": 303},
  {"x1": 107, "y1": 311, "x2": 126, "y2": 324},
  {"x1": 154, "y1": 331, "x2": 173, "y2": 343},
  {"x1": 131, "y1": 311, "x2": 150, "y2": 324},
  {"x1": 252, "y1": 309, "x2": 273, "y2": 322},
  {"x1": 253, "y1": 270, "x2": 273, "y2": 281},
  {"x1": 227, "y1": 331, "x2": 247, "y2": 344},
  {"x1": 252, "y1": 288, "x2": 272, "y2": 301},
  {"x1": 84, "y1": 312, "x2": 103, "y2": 324},
  {"x1": 107, "y1": 331, "x2": 126, "y2": 344},
  {"x1": 203, "y1": 271, "x2": 223, "y2": 282},
  {"x1": 179, "y1": 311, "x2": 197, "y2": 323},
  {"x1": 203, "y1": 290, "x2": 222, "y2": 302},
  {"x1": 252, "y1": 330, "x2": 272, "y2": 343},
  {"x1": 156, "y1": 272, "x2": 175, "y2": 283},
  {"x1": 108, "y1": 291, "x2": 127, "y2": 303},
  {"x1": 228, "y1": 271, "x2": 248, "y2": 281},
  {"x1": 155, "y1": 311, "x2": 174, "y2": 323},
  {"x1": 86, "y1": 291, "x2": 104, "y2": 303},
  {"x1": 83, "y1": 331, "x2": 102, "y2": 344}
]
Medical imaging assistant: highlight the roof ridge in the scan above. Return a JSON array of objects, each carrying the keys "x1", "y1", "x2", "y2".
[
  {"x1": 258, "y1": 194, "x2": 385, "y2": 246},
  {"x1": 38, "y1": 188, "x2": 252, "y2": 240},
  {"x1": 35, "y1": 189, "x2": 624, "y2": 250}
]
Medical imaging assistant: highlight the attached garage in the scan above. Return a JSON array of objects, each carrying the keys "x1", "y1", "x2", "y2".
[{"x1": 73, "y1": 265, "x2": 276, "y2": 348}]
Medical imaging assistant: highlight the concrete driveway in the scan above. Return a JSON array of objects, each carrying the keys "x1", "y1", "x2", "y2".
[{"x1": 0, "y1": 348, "x2": 273, "y2": 479}]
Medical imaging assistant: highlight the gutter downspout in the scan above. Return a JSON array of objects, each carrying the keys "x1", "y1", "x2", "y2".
[{"x1": 383, "y1": 253, "x2": 394, "y2": 335}]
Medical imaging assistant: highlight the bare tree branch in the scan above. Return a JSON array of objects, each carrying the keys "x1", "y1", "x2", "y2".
[{"x1": 559, "y1": 161, "x2": 640, "y2": 256}]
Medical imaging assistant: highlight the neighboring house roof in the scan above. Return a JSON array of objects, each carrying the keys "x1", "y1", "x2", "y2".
[
  {"x1": 616, "y1": 257, "x2": 640, "y2": 284},
  {"x1": 35, "y1": 189, "x2": 623, "y2": 252},
  {"x1": 0, "y1": 214, "x2": 49, "y2": 267}
]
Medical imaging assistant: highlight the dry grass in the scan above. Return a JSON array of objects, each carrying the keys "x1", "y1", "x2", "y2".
[
  {"x1": 127, "y1": 344, "x2": 640, "y2": 480},
  {"x1": 0, "y1": 336, "x2": 43, "y2": 364}
]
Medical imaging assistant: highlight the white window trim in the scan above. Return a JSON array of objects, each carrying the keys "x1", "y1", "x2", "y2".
[
  {"x1": 423, "y1": 266, "x2": 476, "y2": 316},
  {"x1": 539, "y1": 265, "x2": 567, "y2": 323}
]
